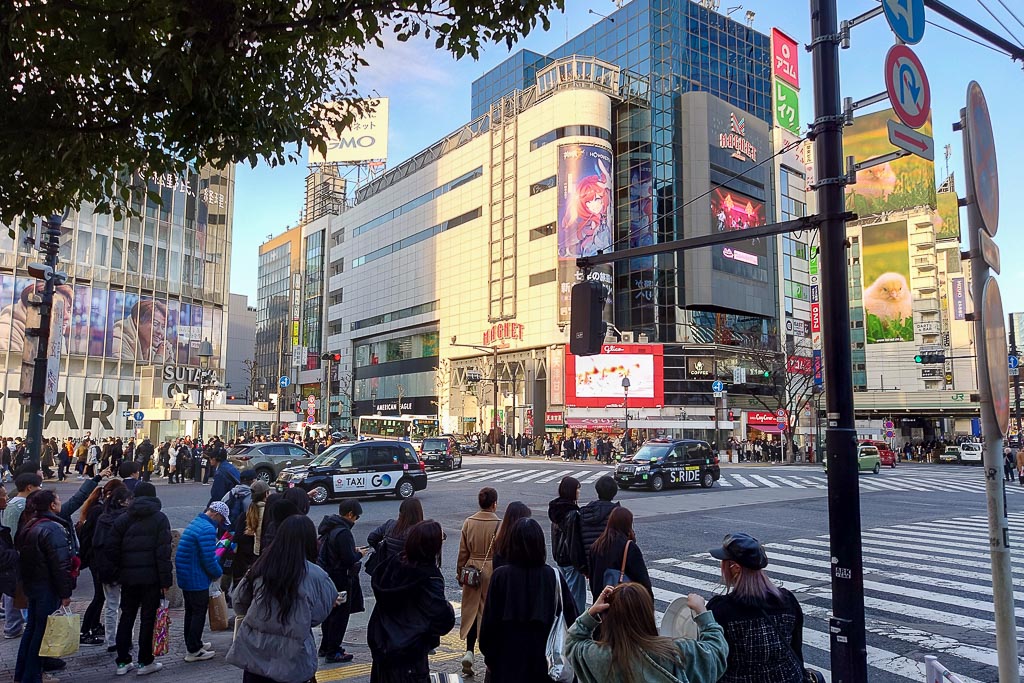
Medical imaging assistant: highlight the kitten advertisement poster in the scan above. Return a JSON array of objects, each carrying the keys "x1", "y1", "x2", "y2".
[
  {"x1": 844, "y1": 108, "x2": 937, "y2": 217},
  {"x1": 861, "y1": 221, "x2": 914, "y2": 344}
]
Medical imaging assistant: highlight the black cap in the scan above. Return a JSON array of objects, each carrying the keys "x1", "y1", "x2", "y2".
[{"x1": 709, "y1": 532, "x2": 768, "y2": 569}]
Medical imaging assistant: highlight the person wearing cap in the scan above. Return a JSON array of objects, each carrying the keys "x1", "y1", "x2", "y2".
[
  {"x1": 175, "y1": 501, "x2": 228, "y2": 663},
  {"x1": 108, "y1": 481, "x2": 173, "y2": 675},
  {"x1": 706, "y1": 532, "x2": 807, "y2": 683}
]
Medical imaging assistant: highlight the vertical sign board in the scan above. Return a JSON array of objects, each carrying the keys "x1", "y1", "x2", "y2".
[{"x1": 771, "y1": 28, "x2": 801, "y2": 137}]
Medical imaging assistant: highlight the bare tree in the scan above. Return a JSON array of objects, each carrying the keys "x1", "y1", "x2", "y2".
[
  {"x1": 242, "y1": 358, "x2": 258, "y2": 401},
  {"x1": 434, "y1": 358, "x2": 452, "y2": 427}
]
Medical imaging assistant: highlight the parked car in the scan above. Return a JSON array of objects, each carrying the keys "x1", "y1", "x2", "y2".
[
  {"x1": 276, "y1": 440, "x2": 427, "y2": 503},
  {"x1": 860, "y1": 440, "x2": 897, "y2": 468},
  {"x1": 959, "y1": 442, "x2": 983, "y2": 464},
  {"x1": 228, "y1": 442, "x2": 315, "y2": 483},
  {"x1": 939, "y1": 446, "x2": 961, "y2": 463},
  {"x1": 420, "y1": 435, "x2": 463, "y2": 471},
  {"x1": 823, "y1": 444, "x2": 882, "y2": 474}
]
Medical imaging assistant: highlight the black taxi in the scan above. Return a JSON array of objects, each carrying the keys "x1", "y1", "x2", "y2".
[
  {"x1": 614, "y1": 438, "x2": 721, "y2": 491},
  {"x1": 276, "y1": 439, "x2": 427, "y2": 504}
]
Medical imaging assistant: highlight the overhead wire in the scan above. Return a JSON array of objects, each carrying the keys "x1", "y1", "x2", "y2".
[
  {"x1": 973, "y1": 0, "x2": 1024, "y2": 48},
  {"x1": 925, "y1": 19, "x2": 1013, "y2": 56},
  {"x1": 994, "y1": 0, "x2": 1024, "y2": 33}
]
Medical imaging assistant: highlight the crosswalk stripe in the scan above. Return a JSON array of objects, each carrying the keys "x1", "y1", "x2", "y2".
[
  {"x1": 860, "y1": 529, "x2": 1024, "y2": 566},
  {"x1": 749, "y1": 475, "x2": 780, "y2": 488},
  {"x1": 535, "y1": 469, "x2": 575, "y2": 484},
  {"x1": 791, "y1": 476, "x2": 827, "y2": 489},
  {"x1": 581, "y1": 471, "x2": 609, "y2": 483},
  {"x1": 491, "y1": 469, "x2": 539, "y2": 482},
  {"x1": 716, "y1": 475, "x2": 733, "y2": 487},
  {"x1": 730, "y1": 474, "x2": 758, "y2": 488},
  {"x1": 776, "y1": 477, "x2": 805, "y2": 488},
  {"x1": 446, "y1": 468, "x2": 512, "y2": 483},
  {"x1": 510, "y1": 470, "x2": 553, "y2": 484},
  {"x1": 790, "y1": 536, "x2": 1024, "y2": 575}
]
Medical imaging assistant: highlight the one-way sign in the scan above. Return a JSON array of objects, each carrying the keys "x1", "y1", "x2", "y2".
[
  {"x1": 121, "y1": 410, "x2": 132, "y2": 418},
  {"x1": 887, "y1": 119, "x2": 934, "y2": 161}
]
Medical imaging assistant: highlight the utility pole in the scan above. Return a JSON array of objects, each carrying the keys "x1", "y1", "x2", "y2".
[
  {"x1": 809, "y1": 0, "x2": 868, "y2": 679},
  {"x1": 23, "y1": 215, "x2": 65, "y2": 463}
]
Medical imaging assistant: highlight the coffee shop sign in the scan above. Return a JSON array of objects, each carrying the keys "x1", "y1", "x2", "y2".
[{"x1": 483, "y1": 322, "x2": 525, "y2": 347}]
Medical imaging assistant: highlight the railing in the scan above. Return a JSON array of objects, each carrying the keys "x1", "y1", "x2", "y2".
[{"x1": 924, "y1": 655, "x2": 965, "y2": 683}]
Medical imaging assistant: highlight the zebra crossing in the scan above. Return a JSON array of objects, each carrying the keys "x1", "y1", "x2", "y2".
[
  {"x1": 650, "y1": 511, "x2": 1024, "y2": 682},
  {"x1": 426, "y1": 462, "x2": 1022, "y2": 494}
]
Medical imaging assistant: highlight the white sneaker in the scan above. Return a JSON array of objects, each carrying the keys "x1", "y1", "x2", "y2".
[
  {"x1": 183, "y1": 649, "x2": 215, "y2": 662},
  {"x1": 461, "y1": 651, "x2": 475, "y2": 676},
  {"x1": 136, "y1": 662, "x2": 163, "y2": 676},
  {"x1": 203, "y1": 641, "x2": 211, "y2": 650},
  {"x1": 115, "y1": 662, "x2": 137, "y2": 676}
]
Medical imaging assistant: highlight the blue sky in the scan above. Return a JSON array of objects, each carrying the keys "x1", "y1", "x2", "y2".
[{"x1": 232, "y1": 0, "x2": 1024, "y2": 312}]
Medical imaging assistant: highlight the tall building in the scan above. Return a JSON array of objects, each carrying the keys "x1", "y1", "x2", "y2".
[
  {"x1": 324, "y1": 1, "x2": 787, "y2": 443},
  {"x1": 0, "y1": 167, "x2": 234, "y2": 438},
  {"x1": 255, "y1": 226, "x2": 303, "y2": 415},
  {"x1": 225, "y1": 293, "x2": 257, "y2": 404}
]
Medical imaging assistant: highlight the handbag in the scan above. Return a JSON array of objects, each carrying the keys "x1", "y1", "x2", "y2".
[
  {"x1": 601, "y1": 539, "x2": 633, "y2": 589},
  {"x1": 152, "y1": 599, "x2": 170, "y2": 656},
  {"x1": 458, "y1": 532, "x2": 495, "y2": 588},
  {"x1": 38, "y1": 606, "x2": 81, "y2": 658},
  {"x1": 545, "y1": 567, "x2": 574, "y2": 682}
]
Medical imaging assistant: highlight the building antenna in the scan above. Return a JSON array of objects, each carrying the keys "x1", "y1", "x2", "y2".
[{"x1": 943, "y1": 143, "x2": 952, "y2": 182}]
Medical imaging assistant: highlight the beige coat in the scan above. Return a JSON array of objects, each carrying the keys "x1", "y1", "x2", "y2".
[{"x1": 457, "y1": 509, "x2": 500, "y2": 639}]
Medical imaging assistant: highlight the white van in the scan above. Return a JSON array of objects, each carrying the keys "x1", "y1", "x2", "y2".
[{"x1": 959, "y1": 442, "x2": 983, "y2": 464}]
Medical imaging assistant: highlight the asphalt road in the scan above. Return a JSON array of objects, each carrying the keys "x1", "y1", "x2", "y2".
[{"x1": 6, "y1": 457, "x2": 1020, "y2": 683}]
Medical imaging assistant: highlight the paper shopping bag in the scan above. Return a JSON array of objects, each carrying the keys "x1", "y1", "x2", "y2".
[
  {"x1": 39, "y1": 606, "x2": 80, "y2": 658},
  {"x1": 208, "y1": 591, "x2": 230, "y2": 631}
]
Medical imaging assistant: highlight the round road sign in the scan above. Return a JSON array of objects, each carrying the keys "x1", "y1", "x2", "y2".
[
  {"x1": 133, "y1": 411, "x2": 144, "y2": 422},
  {"x1": 885, "y1": 430, "x2": 895, "y2": 439},
  {"x1": 306, "y1": 416, "x2": 315, "y2": 425},
  {"x1": 711, "y1": 380, "x2": 724, "y2": 393},
  {"x1": 965, "y1": 81, "x2": 999, "y2": 237},
  {"x1": 279, "y1": 376, "x2": 291, "y2": 388},
  {"x1": 882, "y1": 0, "x2": 926, "y2": 45},
  {"x1": 982, "y1": 277, "x2": 1009, "y2": 435},
  {"x1": 776, "y1": 422, "x2": 787, "y2": 432},
  {"x1": 884, "y1": 45, "x2": 931, "y2": 130}
]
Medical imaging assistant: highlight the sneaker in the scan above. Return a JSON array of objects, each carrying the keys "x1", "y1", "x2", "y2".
[
  {"x1": 325, "y1": 651, "x2": 353, "y2": 664},
  {"x1": 183, "y1": 649, "x2": 216, "y2": 662},
  {"x1": 81, "y1": 634, "x2": 105, "y2": 645},
  {"x1": 461, "y1": 651, "x2": 475, "y2": 677},
  {"x1": 203, "y1": 642, "x2": 211, "y2": 650},
  {"x1": 136, "y1": 662, "x2": 163, "y2": 676},
  {"x1": 115, "y1": 663, "x2": 136, "y2": 676},
  {"x1": 3, "y1": 628, "x2": 23, "y2": 639}
]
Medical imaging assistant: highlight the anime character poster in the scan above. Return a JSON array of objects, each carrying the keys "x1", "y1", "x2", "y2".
[
  {"x1": 628, "y1": 160, "x2": 654, "y2": 270},
  {"x1": 557, "y1": 144, "x2": 613, "y2": 258}
]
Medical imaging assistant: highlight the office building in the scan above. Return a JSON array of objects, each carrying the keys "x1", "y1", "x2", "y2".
[{"x1": 225, "y1": 293, "x2": 257, "y2": 404}]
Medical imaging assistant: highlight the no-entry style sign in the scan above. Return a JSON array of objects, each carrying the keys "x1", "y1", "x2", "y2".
[{"x1": 884, "y1": 45, "x2": 931, "y2": 130}]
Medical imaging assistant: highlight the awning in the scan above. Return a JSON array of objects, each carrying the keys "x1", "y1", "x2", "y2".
[{"x1": 749, "y1": 424, "x2": 784, "y2": 434}]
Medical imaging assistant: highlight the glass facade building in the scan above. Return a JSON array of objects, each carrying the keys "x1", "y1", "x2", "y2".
[{"x1": 0, "y1": 168, "x2": 234, "y2": 437}]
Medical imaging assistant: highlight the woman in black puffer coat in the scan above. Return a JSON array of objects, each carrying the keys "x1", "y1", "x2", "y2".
[{"x1": 15, "y1": 490, "x2": 77, "y2": 683}]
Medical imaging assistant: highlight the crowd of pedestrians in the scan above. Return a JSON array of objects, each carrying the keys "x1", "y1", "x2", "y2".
[{"x1": 0, "y1": 447, "x2": 822, "y2": 683}]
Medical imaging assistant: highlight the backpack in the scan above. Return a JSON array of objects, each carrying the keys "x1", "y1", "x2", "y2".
[
  {"x1": 226, "y1": 491, "x2": 248, "y2": 535},
  {"x1": 556, "y1": 510, "x2": 584, "y2": 570}
]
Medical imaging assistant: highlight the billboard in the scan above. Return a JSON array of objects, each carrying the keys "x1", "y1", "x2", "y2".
[
  {"x1": 935, "y1": 191, "x2": 961, "y2": 241},
  {"x1": 627, "y1": 160, "x2": 654, "y2": 269},
  {"x1": 557, "y1": 143, "x2": 614, "y2": 324},
  {"x1": 771, "y1": 28, "x2": 800, "y2": 88},
  {"x1": 308, "y1": 98, "x2": 389, "y2": 164},
  {"x1": 845, "y1": 108, "x2": 936, "y2": 216},
  {"x1": 861, "y1": 221, "x2": 914, "y2": 343},
  {"x1": 951, "y1": 277, "x2": 966, "y2": 320},
  {"x1": 711, "y1": 188, "x2": 768, "y2": 278},
  {"x1": 0, "y1": 277, "x2": 221, "y2": 365},
  {"x1": 565, "y1": 344, "x2": 664, "y2": 409}
]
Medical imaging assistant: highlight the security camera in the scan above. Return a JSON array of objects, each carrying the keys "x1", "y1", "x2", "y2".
[{"x1": 26, "y1": 263, "x2": 53, "y2": 280}]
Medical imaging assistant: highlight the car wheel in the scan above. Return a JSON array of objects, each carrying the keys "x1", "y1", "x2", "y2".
[
  {"x1": 308, "y1": 486, "x2": 329, "y2": 505},
  {"x1": 443, "y1": 459, "x2": 453, "y2": 472},
  {"x1": 395, "y1": 479, "x2": 415, "y2": 500},
  {"x1": 873, "y1": 462, "x2": 880, "y2": 475},
  {"x1": 650, "y1": 474, "x2": 664, "y2": 492},
  {"x1": 457, "y1": 456, "x2": 463, "y2": 469},
  {"x1": 255, "y1": 468, "x2": 275, "y2": 484},
  {"x1": 617, "y1": 483, "x2": 631, "y2": 490},
  {"x1": 700, "y1": 471, "x2": 714, "y2": 488}
]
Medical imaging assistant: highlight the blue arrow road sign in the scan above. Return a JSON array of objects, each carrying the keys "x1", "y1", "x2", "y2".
[
  {"x1": 122, "y1": 410, "x2": 132, "y2": 418},
  {"x1": 711, "y1": 380, "x2": 724, "y2": 393},
  {"x1": 280, "y1": 376, "x2": 291, "y2": 388},
  {"x1": 1010, "y1": 355, "x2": 1020, "y2": 370},
  {"x1": 133, "y1": 411, "x2": 144, "y2": 422},
  {"x1": 882, "y1": 0, "x2": 925, "y2": 45}
]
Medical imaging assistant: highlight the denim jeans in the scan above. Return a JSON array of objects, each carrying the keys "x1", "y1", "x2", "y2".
[
  {"x1": 182, "y1": 589, "x2": 209, "y2": 654},
  {"x1": 3, "y1": 592, "x2": 24, "y2": 636},
  {"x1": 15, "y1": 588, "x2": 61, "y2": 683},
  {"x1": 559, "y1": 565, "x2": 588, "y2": 615},
  {"x1": 102, "y1": 583, "x2": 122, "y2": 649}
]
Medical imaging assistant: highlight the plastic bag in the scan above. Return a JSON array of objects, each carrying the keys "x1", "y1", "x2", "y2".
[
  {"x1": 152, "y1": 599, "x2": 170, "y2": 656},
  {"x1": 39, "y1": 606, "x2": 80, "y2": 658},
  {"x1": 545, "y1": 567, "x2": 573, "y2": 682}
]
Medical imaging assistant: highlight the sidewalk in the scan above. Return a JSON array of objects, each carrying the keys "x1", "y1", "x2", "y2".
[{"x1": 0, "y1": 595, "x2": 472, "y2": 683}]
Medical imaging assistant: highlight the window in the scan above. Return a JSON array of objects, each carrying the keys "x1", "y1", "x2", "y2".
[
  {"x1": 352, "y1": 167, "x2": 483, "y2": 237},
  {"x1": 529, "y1": 125, "x2": 612, "y2": 150},
  {"x1": 529, "y1": 269, "x2": 557, "y2": 287},
  {"x1": 353, "y1": 208, "x2": 482, "y2": 267},
  {"x1": 288, "y1": 446, "x2": 308, "y2": 458},
  {"x1": 351, "y1": 300, "x2": 439, "y2": 331},
  {"x1": 530, "y1": 223, "x2": 556, "y2": 241},
  {"x1": 367, "y1": 446, "x2": 394, "y2": 467},
  {"x1": 530, "y1": 176, "x2": 556, "y2": 195}
]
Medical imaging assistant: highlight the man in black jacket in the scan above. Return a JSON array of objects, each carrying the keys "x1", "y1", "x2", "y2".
[
  {"x1": 317, "y1": 499, "x2": 367, "y2": 663},
  {"x1": 108, "y1": 482, "x2": 173, "y2": 675},
  {"x1": 571, "y1": 475, "x2": 620, "y2": 575},
  {"x1": 135, "y1": 437, "x2": 155, "y2": 482},
  {"x1": 0, "y1": 486, "x2": 17, "y2": 618}
]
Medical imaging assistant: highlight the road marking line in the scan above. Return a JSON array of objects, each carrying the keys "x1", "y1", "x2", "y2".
[
  {"x1": 791, "y1": 477, "x2": 827, "y2": 489},
  {"x1": 775, "y1": 477, "x2": 805, "y2": 488},
  {"x1": 730, "y1": 474, "x2": 757, "y2": 488},
  {"x1": 792, "y1": 536, "x2": 1024, "y2": 574},
  {"x1": 512, "y1": 470, "x2": 555, "y2": 483},
  {"x1": 491, "y1": 469, "x2": 540, "y2": 482},
  {"x1": 749, "y1": 475, "x2": 780, "y2": 488},
  {"x1": 535, "y1": 469, "x2": 574, "y2": 484},
  {"x1": 860, "y1": 529, "x2": 1024, "y2": 564},
  {"x1": 716, "y1": 476, "x2": 733, "y2": 487},
  {"x1": 580, "y1": 471, "x2": 608, "y2": 483}
]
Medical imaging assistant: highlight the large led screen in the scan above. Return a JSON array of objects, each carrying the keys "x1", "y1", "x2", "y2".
[
  {"x1": 710, "y1": 188, "x2": 768, "y2": 281},
  {"x1": 565, "y1": 344, "x2": 664, "y2": 408}
]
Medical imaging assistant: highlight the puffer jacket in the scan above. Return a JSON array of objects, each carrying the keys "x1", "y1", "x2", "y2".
[
  {"x1": 547, "y1": 496, "x2": 580, "y2": 567},
  {"x1": 578, "y1": 499, "x2": 620, "y2": 557},
  {"x1": 15, "y1": 512, "x2": 75, "y2": 599},
  {"x1": 175, "y1": 513, "x2": 222, "y2": 591},
  {"x1": 367, "y1": 557, "x2": 455, "y2": 664},
  {"x1": 90, "y1": 505, "x2": 128, "y2": 584},
  {"x1": 226, "y1": 561, "x2": 336, "y2": 683},
  {"x1": 110, "y1": 495, "x2": 173, "y2": 588},
  {"x1": 0, "y1": 523, "x2": 17, "y2": 596}
]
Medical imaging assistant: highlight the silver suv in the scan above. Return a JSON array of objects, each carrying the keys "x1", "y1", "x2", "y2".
[{"x1": 228, "y1": 442, "x2": 314, "y2": 483}]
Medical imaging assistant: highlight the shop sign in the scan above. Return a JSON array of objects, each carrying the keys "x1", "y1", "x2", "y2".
[
  {"x1": 771, "y1": 28, "x2": 800, "y2": 88},
  {"x1": 719, "y1": 113, "x2": 759, "y2": 163},
  {"x1": 483, "y1": 321, "x2": 524, "y2": 346},
  {"x1": 565, "y1": 417, "x2": 624, "y2": 429},
  {"x1": 787, "y1": 355, "x2": 813, "y2": 375},
  {"x1": 810, "y1": 303, "x2": 821, "y2": 332},
  {"x1": 544, "y1": 411, "x2": 564, "y2": 427},
  {"x1": 746, "y1": 411, "x2": 778, "y2": 426},
  {"x1": 687, "y1": 357, "x2": 715, "y2": 379}
]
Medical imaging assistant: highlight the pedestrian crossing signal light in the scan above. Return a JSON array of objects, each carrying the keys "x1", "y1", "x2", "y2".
[{"x1": 915, "y1": 352, "x2": 945, "y2": 364}]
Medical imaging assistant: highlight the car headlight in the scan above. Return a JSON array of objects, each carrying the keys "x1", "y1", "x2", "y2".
[{"x1": 290, "y1": 472, "x2": 307, "y2": 482}]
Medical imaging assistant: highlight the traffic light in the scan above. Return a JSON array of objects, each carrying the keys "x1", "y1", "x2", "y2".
[
  {"x1": 569, "y1": 281, "x2": 606, "y2": 356},
  {"x1": 321, "y1": 352, "x2": 342, "y2": 362},
  {"x1": 914, "y1": 352, "x2": 946, "y2": 364}
]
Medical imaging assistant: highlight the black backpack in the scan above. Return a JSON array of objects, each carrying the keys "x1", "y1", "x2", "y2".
[{"x1": 555, "y1": 510, "x2": 583, "y2": 569}]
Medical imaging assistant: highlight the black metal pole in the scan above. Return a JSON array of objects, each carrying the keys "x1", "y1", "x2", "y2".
[
  {"x1": 809, "y1": 0, "x2": 867, "y2": 680},
  {"x1": 25, "y1": 215, "x2": 62, "y2": 464}
]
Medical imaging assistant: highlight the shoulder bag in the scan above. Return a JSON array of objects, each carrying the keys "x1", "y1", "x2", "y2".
[
  {"x1": 601, "y1": 539, "x2": 633, "y2": 589},
  {"x1": 545, "y1": 566, "x2": 574, "y2": 682},
  {"x1": 363, "y1": 529, "x2": 390, "y2": 576},
  {"x1": 458, "y1": 529, "x2": 496, "y2": 588}
]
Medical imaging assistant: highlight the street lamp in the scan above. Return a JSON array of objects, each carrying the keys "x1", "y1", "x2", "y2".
[
  {"x1": 197, "y1": 339, "x2": 213, "y2": 446},
  {"x1": 451, "y1": 336, "x2": 501, "y2": 454},
  {"x1": 622, "y1": 377, "x2": 631, "y2": 456}
]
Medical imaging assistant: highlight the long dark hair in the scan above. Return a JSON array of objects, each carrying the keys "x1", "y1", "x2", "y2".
[
  {"x1": 506, "y1": 518, "x2": 546, "y2": 568},
  {"x1": 392, "y1": 498, "x2": 424, "y2": 537},
  {"x1": 590, "y1": 506, "x2": 635, "y2": 558},
  {"x1": 104, "y1": 488, "x2": 130, "y2": 513},
  {"x1": 403, "y1": 520, "x2": 443, "y2": 566},
  {"x1": 246, "y1": 515, "x2": 318, "y2": 625},
  {"x1": 493, "y1": 501, "x2": 531, "y2": 560}
]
